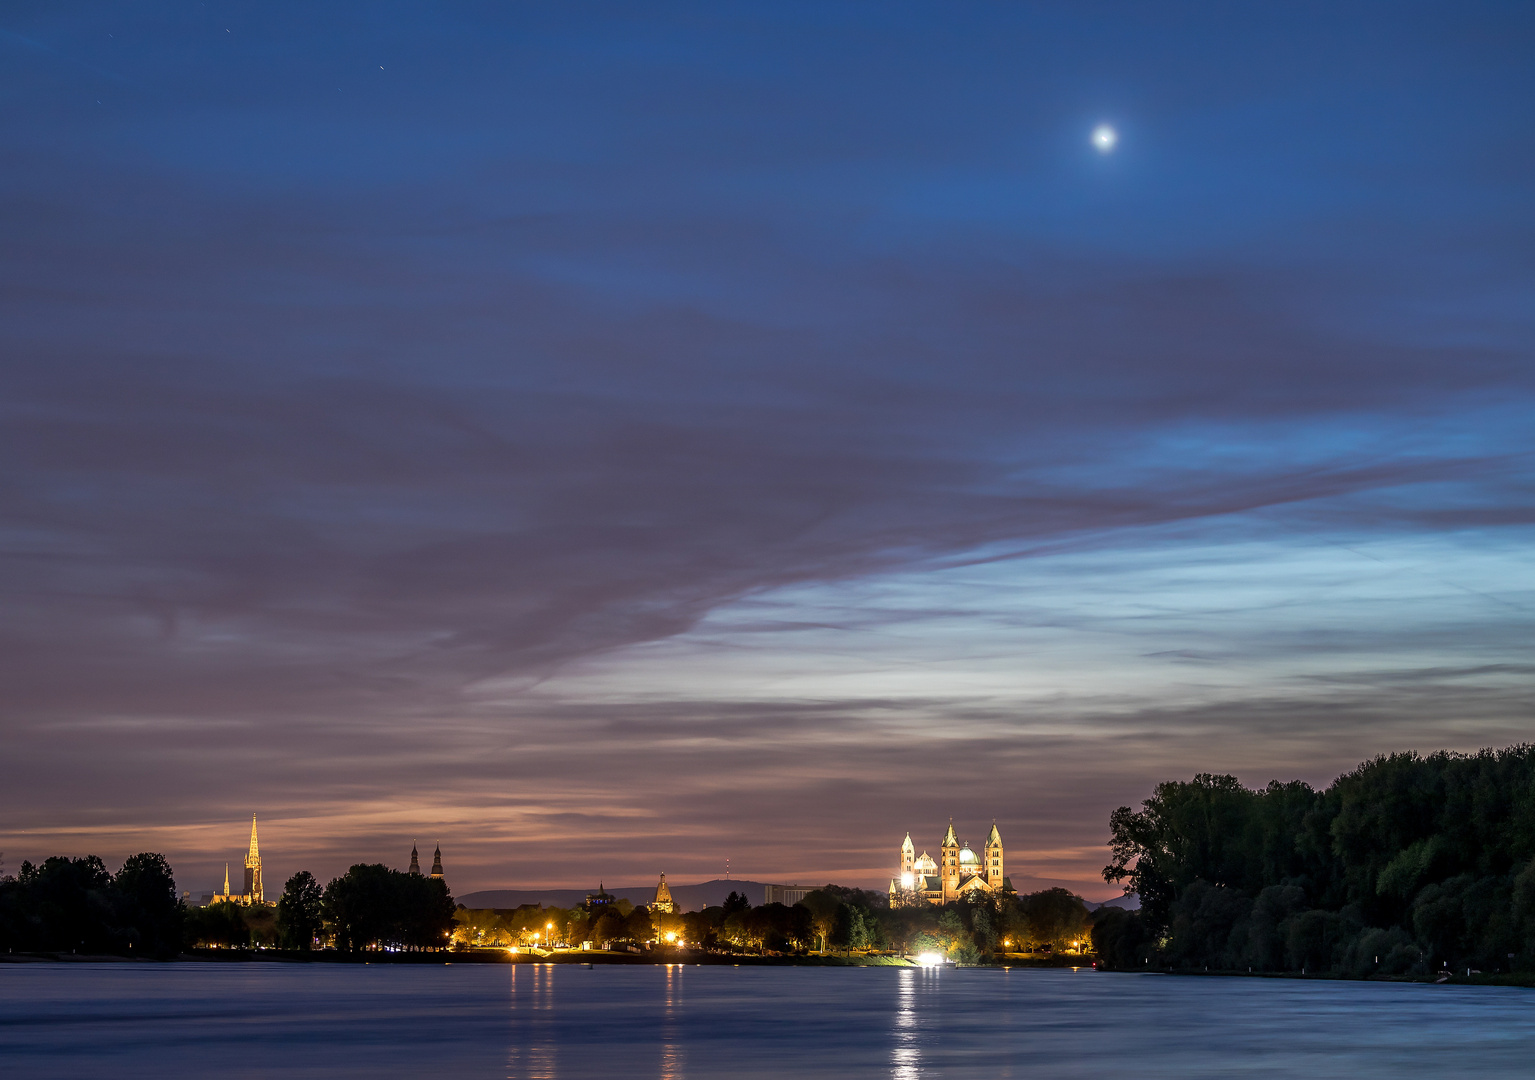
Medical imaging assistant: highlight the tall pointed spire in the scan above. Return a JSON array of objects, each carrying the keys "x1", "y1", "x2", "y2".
[
  {"x1": 409, "y1": 842, "x2": 421, "y2": 875},
  {"x1": 223, "y1": 862, "x2": 230, "y2": 895},
  {"x1": 430, "y1": 843, "x2": 443, "y2": 879},
  {"x1": 243, "y1": 813, "x2": 264, "y2": 905}
]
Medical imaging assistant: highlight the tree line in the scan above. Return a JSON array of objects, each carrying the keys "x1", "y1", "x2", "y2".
[
  {"x1": 1, "y1": 855, "x2": 456, "y2": 956},
  {"x1": 0, "y1": 853, "x2": 182, "y2": 957},
  {"x1": 455, "y1": 884, "x2": 1092, "y2": 961},
  {"x1": 1093, "y1": 745, "x2": 1535, "y2": 976},
  {"x1": 5, "y1": 853, "x2": 1091, "y2": 962},
  {"x1": 187, "y1": 864, "x2": 457, "y2": 951}
]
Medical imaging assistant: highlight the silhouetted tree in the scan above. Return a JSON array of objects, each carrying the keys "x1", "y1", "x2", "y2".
[
  {"x1": 113, "y1": 853, "x2": 183, "y2": 957},
  {"x1": 277, "y1": 870, "x2": 323, "y2": 950},
  {"x1": 1100, "y1": 745, "x2": 1535, "y2": 975},
  {"x1": 322, "y1": 864, "x2": 456, "y2": 951}
]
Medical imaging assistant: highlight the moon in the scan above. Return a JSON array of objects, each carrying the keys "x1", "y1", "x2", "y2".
[{"x1": 1092, "y1": 124, "x2": 1118, "y2": 153}]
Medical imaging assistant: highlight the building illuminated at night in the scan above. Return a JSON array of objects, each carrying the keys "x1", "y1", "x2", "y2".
[
  {"x1": 889, "y1": 821, "x2": 1012, "y2": 906},
  {"x1": 205, "y1": 814, "x2": 270, "y2": 906}
]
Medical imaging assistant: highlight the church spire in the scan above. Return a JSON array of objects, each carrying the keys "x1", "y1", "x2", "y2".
[
  {"x1": 246, "y1": 814, "x2": 261, "y2": 867},
  {"x1": 223, "y1": 862, "x2": 230, "y2": 895},
  {"x1": 430, "y1": 843, "x2": 443, "y2": 879},
  {"x1": 242, "y1": 813, "x2": 264, "y2": 905},
  {"x1": 409, "y1": 842, "x2": 421, "y2": 875}
]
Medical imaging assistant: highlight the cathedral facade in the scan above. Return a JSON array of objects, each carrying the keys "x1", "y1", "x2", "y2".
[{"x1": 889, "y1": 821, "x2": 1012, "y2": 906}]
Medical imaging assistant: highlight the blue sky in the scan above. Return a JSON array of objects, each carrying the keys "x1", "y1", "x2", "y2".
[{"x1": 1, "y1": 2, "x2": 1532, "y2": 896}]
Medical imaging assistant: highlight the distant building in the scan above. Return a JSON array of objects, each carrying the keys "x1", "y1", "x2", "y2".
[
  {"x1": 763, "y1": 883, "x2": 814, "y2": 906},
  {"x1": 890, "y1": 820, "x2": 1012, "y2": 906},
  {"x1": 407, "y1": 841, "x2": 444, "y2": 883},
  {"x1": 206, "y1": 815, "x2": 271, "y2": 906},
  {"x1": 651, "y1": 873, "x2": 675, "y2": 914},
  {"x1": 585, "y1": 883, "x2": 617, "y2": 911}
]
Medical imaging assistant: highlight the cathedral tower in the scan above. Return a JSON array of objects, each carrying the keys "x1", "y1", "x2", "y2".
[
  {"x1": 984, "y1": 822, "x2": 1004, "y2": 890},
  {"x1": 652, "y1": 872, "x2": 675, "y2": 914},
  {"x1": 409, "y1": 843, "x2": 421, "y2": 875},
  {"x1": 901, "y1": 832, "x2": 915, "y2": 878},
  {"x1": 242, "y1": 814, "x2": 263, "y2": 905},
  {"x1": 941, "y1": 820, "x2": 960, "y2": 902},
  {"x1": 430, "y1": 844, "x2": 444, "y2": 880}
]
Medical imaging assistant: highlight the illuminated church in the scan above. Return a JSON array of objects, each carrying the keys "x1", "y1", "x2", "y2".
[
  {"x1": 889, "y1": 821, "x2": 1012, "y2": 906},
  {"x1": 208, "y1": 814, "x2": 270, "y2": 906}
]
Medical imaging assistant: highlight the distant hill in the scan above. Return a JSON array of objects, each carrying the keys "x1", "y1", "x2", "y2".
[
  {"x1": 457, "y1": 878, "x2": 783, "y2": 912},
  {"x1": 1084, "y1": 892, "x2": 1140, "y2": 912}
]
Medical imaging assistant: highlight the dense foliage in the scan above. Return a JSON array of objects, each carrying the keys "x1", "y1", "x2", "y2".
[
  {"x1": 0, "y1": 853, "x2": 183, "y2": 957},
  {"x1": 1097, "y1": 747, "x2": 1535, "y2": 975},
  {"x1": 455, "y1": 884, "x2": 1089, "y2": 961},
  {"x1": 277, "y1": 870, "x2": 324, "y2": 950},
  {"x1": 322, "y1": 864, "x2": 457, "y2": 951}
]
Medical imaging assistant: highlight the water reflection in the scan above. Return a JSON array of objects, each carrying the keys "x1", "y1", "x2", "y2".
[
  {"x1": 507, "y1": 964, "x2": 559, "y2": 1080},
  {"x1": 891, "y1": 968, "x2": 920, "y2": 1079},
  {"x1": 660, "y1": 963, "x2": 684, "y2": 1080},
  {"x1": 10, "y1": 963, "x2": 1535, "y2": 1078}
]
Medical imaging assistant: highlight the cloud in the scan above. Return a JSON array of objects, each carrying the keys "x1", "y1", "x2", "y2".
[{"x1": 0, "y1": 3, "x2": 1533, "y2": 897}]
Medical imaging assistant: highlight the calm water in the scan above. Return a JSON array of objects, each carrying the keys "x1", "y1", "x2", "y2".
[{"x1": 3, "y1": 962, "x2": 1535, "y2": 1078}]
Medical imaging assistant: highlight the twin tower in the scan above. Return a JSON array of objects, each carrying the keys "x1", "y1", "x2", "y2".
[
  {"x1": 409, "y1": 842, "x2": 444, "y2": 881},
  {"x1": 889, "y1": 821, "x2": 1010, "y2": 906}
]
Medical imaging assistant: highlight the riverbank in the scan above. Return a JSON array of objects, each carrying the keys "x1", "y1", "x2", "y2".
[{"x1": 1, "y1": 948, "x2": 1100, "y2": 968}]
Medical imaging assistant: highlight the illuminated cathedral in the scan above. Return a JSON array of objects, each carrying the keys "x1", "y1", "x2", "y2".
[
  {"x1": 889, "y1": 821, "x2": 1012, "y2": 906},
  {"x1": 208, "y1": 814, "x2": 269, "y2": 906}
]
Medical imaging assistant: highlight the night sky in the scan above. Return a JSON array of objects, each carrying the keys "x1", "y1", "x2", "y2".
[{"x1": 3, "y1": 3, "x2": 1533, "y2": 900}]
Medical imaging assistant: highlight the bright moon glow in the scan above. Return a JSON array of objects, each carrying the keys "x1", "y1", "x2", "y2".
[{"x1": 1092, "y1": 124, "x2": 1117, "y2": 152}]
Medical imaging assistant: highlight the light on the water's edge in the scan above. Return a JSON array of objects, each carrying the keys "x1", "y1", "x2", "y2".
[{"x1": 916, "y1": 952, "x2": 944, "y2": 967}]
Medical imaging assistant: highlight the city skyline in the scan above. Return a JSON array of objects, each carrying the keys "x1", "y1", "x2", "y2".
[{"x1": 2, "y1": 4, "x2": 1532, "y2": 899}]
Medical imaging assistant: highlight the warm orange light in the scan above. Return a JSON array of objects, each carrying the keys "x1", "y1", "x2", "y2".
[{"x1": 665, "y1": 931, "x2": 676, "y2": 942}]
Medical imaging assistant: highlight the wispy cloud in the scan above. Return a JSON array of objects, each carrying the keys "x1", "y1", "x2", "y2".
[{"x1": 0, "y1": 2, "x2": 1532, "y2": 897}]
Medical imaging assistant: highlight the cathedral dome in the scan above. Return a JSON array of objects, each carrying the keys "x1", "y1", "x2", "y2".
[{"x1": 959, "y1": 846, "x2": 979, "y2": 866}]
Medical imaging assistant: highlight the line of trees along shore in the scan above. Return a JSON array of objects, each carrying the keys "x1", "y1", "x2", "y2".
[
  {"x1": 186, "y1": 864, "x2": 457, "y2": 951},
  {"x1": 1095, "y1": 745, "x2": 1535, "y2": 977},
  {"x1": 457, "y1": 885, "x2": 1093, "y2": 961},
  {"x1": 0, "y1": 854, "x2": 182, "y2": 956},
  {"x1": 1, "y1": 858, "x2": 457, "y2": 956}
]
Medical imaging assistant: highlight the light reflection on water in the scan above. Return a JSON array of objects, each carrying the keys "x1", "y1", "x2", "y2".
[
  {"x1": 3, "y1": 963, "x2": 1535, "y2": 1078},
  {"x1": 891, "y1": 967, "x2": 919, "y2": 1080}
]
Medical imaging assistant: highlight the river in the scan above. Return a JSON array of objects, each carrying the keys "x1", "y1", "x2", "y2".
[{"x1": 2, "y1": 962, "x2": 1532, "y2": 1077}]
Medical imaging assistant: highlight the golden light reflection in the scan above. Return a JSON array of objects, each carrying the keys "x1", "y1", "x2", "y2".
[
  {"x1": 892, "y1": 967, "x2": 919, "y2": 1080},
  {"x1": 661, "y1": 963, "x2": 684, "y2": 1080}
]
